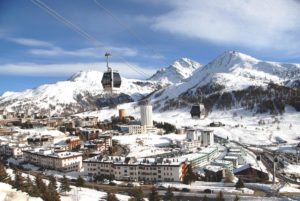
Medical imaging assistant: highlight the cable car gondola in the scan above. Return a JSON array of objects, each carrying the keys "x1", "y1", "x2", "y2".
[
  {"x1": 190, "y1": 103, "x2": 205, "y2": 119},
  {"x1": 101, "y1": 52, "x2": 121, "y2": 92}
]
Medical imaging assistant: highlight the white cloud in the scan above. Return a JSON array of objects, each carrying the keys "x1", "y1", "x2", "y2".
[
  {"x1": 7, "y1": 37, "x2": 138, "y2": 58},
  {"x1": 8, "y1": 37, "x2": 55, "y2": 48},
  {"x1": 0, "y1": 62, "x2": 156, "y2": 79},
  {"x1": 28, "y1": 46, "x2": 137, "y2": 58},
  {"x1": 150, "y1": 0, "x2": 300, "y2": 52}
]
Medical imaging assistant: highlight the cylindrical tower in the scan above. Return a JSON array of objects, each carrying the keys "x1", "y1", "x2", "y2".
[
  {"x1": 140, "y1": 105, "x2": 153, "y2": 127},
  {"x1": 119, "y1": 109, "x2": 126, "y2": 121}
]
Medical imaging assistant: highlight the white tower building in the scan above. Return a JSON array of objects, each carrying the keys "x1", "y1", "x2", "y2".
[{"x1": 140, "y1": 104, "x2": 153, "y2": 127}]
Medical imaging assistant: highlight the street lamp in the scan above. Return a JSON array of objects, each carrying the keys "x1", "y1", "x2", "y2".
[
  {"x1": 296, "y1": 143, "x2": 300, "y2": 164},
  {"x1": 273, "y1": 153, "x2": 279, "y2": 185}
]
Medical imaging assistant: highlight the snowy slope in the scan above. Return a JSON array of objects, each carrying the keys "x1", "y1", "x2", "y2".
[
  {"x1": 189, "y1": 51, "x2": 300, "y2": 90},
  {"x1": 0, "y1": 70, "x2": 161, "y2": 114},
  {"x1": 149, "y1": 51, "x2": 300, "y2": 108},
  {"x1": 149, "y1": 57, "x2": 202, "y2": 84}
]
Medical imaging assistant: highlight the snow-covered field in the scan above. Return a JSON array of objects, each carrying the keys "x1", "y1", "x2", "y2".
[
  {"x1": 0, "y1": 182, "x2": 42, "y2": 201},
  {"x1": 0, "y1": 181, "x2": 129, "y2": 201},
  {"x1": 78, "y1": 103, "x2": 300, "y2": 146},
  {"x1": 113, "y1": 133, "x2": 185, "y2": 157},
  {"x1": 1, "y1": 167, "x2": 130, "y2": 201}
]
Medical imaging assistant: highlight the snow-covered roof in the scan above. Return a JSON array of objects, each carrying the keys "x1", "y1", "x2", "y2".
[
  {"x1": 24, "y1": 148, "x2": 82, "y2": 158},
  {"x1": 204, "y1": 165, "x2": 224, "y2": 172},
  {"x1": 233, "y1": 163, "x2": 267, "y2": 174},
  {"x1": 84, "y1": 155, "x2": 186, "y2": 166}
]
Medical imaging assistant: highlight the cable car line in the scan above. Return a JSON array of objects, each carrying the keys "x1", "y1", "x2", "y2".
[
  {"x1": 31, "y1": 0, "x2": 102, "y2": 47},
  {"x1": 30, "y1": 0, "x2": 151, "y2": 79},
  {"x1": 93, "y1": 0, "x2": 162, "y2": 59}
]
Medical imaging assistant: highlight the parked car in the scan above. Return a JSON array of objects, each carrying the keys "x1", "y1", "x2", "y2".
[
  {"x1": 182, "y1": 188, "x2": 190, "y2": 192},
  {"x1": 127, "y1": 183, "x2": 134, "y2": 187},
  {"x1": 203, "y1": 189, "x2": 213, "y2": 193},
  {"x1": 157, "y1": 185, "x2": 166, "y2": 190},
  {"x1": 109, "y1": 181, "x2": 117, "y2": 186}
]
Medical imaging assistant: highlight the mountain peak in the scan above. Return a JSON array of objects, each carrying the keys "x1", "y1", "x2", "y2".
[
  {"x1": 68, "y1": 70, "x2": 102, "y2": 82},
  {"x1": 149, "y1": 57, "x2": 202, "y2": 84},
  {"x1": 216, "y1": 51, "x2": 258, "y2": 65}
]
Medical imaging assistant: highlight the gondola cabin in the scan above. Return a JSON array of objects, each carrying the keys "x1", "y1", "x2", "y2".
[
  {"x1": 190, "y1": 103, "x2": 205, "y2": 119},
  {"x1": 101, "y1": 69, "x2": 121, "y2": 91},
  {"x1": 101, "y1": 52, "x2": 122, "y2": 92}
]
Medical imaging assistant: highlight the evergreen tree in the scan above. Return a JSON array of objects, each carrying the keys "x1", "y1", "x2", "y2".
[
  {"x1": 235, "y1": 178, "x2": 245, "y2": 189},
  {"x1": 43, "y1": 184, "x2": 61, "y2": 201},
  {"x1": 131, "y1": 187, "x2": 144, "y2": 201},
  {"x1": 60, "y1": 175, "x2": 71, "y2": 194},
  {"x1": 216, "y1": 191, "x2": 225, "y2": 201},
  {"x1": 76, "y1": 175, "x2": 85, "y2": 190},
  {"x1": 49, "y1": 174, "x2": 57, "y2": 190},
  {"x1": 24, "y1": 175, "x2": 34, "y2": 196},
  {"x1": 148, "y1": 185, "x2": 160, "y2": 201},
  {"x1": 233, "y1": 195, "x2": 240, "y2": 201},
  {"x1": 13, "y1": 169, "x2": 25, "y2": 190},
  {"x1": 0, "y1": 162, "x2": 9, "y2": 182},
  {"x1": 107, "y1": 192, "x2": 119, "y2": 201},
  {"x1": 164, "y1": 186, "x2": 175, "y2": 201},
  {"x1": 34, "y1": 174, "x2": 47, "y2": 197}
]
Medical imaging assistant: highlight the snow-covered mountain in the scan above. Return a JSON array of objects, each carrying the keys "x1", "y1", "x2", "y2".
[
  {"x1": 150, "y1": 51, "x2": 300, "y2": 113},
  {"x1": 0, "y1": 70, "x2": 161, "y2": 115},
  {"x1": 1, "y1": 52, "x2": 299, "y2": 116},
  {"x1": 148, "y1": 57, "x2": 202, "y2": 84}
]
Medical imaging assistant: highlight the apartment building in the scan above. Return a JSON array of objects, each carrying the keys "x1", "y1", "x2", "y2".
[
  {"x1": 23, "y1": 149, "x2": 82, "y2": 172},
  {"x1": 83, "y1": 156, "x2": 188, "y2": 182},
  {"x1": 0, "y1": 143, "x2": 29, "y2": 158},
  {"x1": 181, "y1": 128, "x2": 215, "y2": 150}
]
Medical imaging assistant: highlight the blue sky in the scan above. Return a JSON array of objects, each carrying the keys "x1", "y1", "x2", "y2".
[{"x1": 1, "y1": 0, "x2": 300, "y2": 94}]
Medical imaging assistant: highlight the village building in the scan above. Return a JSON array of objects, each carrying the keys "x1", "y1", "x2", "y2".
[
  {"x1": 233, "y1": 164, "x2": 269, "y2": 182},
  {"x1": 78, "y1": 128, "x2": 102, "y2": 141},
  {"x1": 204, "y1": 165, "x2": 225, "y2": 182},
  {"x1": 23, "y1": 149, "x2": 82, "y2": 172},
  {"x1": 27, "y1": 135, "x2": 54, "y2": 147},
  {"x1": 83, "y1": 155, "x2": 188, "y2": 182}
]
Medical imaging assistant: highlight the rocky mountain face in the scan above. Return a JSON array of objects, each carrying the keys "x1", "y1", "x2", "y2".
[
  {"x1": 1, "y1": 52, "x2": 300, "y2": 116},
  {"x1": 148, "y1": 58, "x2": 202, "y2": 85},
  {"x1": 149, "y1": 51, "x2": 300, "y2": 114}
]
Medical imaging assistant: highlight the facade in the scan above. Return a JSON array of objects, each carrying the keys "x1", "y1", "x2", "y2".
[
  {"x1": 83, "y1": 156, "x2": 188, "y2": 182},
  {"x1": 182, "y1": 147, "x2": 219, "y2": 168},
  {"x1": 23, "y1": 149, "x2": 82, "y2": 172},
  {"x1": 211, "y1": 160, "x2": 233, "y2": 171},
  {"x1": 202, "y1": 129, "x2": 214, "y2": 146},
  {"x1": 119, "y1": 124, "x2": 146, "y2": 134},
  {"x1": 223, "y1": 156, "x2": 239, "y2": 168},
  {"x1": 0, "y1": 144, "x2": 28, "y2": 158},
  {"x1": 204, "y1": 165, "x2": 225, "y2": 182},
  {"x1": 233, "y1": 164, "x2": 269, "y2": 182},
  {"x1": 27, "y1": 135, "x2": 54, "y2": 147},
  {"x1": 78, "y1": 128, "x2": 101, "y2": 141},
  {"x1": 227, "y1": 152, "x2": 246, "y2": 165},
  {"x1": 65, "y1": 136, "x2": 81, "y2": 150},
  {"x1": 84, "y1": 134, "x2": 112, "y2": 152},
  {"x1": 140, "y1": 105, "x2": 153, "y2": 128},
  {"x1": 181, "y1": 129, "x2": 215, "y2": 149}
]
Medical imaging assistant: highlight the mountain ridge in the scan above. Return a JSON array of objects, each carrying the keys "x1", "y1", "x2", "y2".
[
  {"x1": 148, "y1": 57, "x2": 202, "y2": 84},
  {"x1": 1, "y1": 51, "x2": 299, "y2": 115}
]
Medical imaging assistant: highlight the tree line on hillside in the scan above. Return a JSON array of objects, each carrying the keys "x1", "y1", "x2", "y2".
[
  {"x1": 0, "y1": 162, "x2": 86, "y2": 201},
  {"x1": 160, "y1": 83, "x2": 300, "y2": 115}
]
